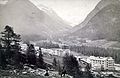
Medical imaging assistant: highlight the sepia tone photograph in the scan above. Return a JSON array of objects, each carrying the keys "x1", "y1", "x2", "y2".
[{"x1": 0, "y1": 0, "x2": 120, "y2": 78}]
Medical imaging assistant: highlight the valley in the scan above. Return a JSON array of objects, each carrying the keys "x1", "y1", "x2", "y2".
[{"x1": 0, "y1": 0, "x2": 120, "y2": 78}]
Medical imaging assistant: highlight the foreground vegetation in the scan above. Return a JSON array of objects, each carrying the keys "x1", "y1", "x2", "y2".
[
  {"x1": 0, "y1": 69, "x2": 71, "y2": 78},
  {"x1": 0, "y1": 25, "x2": 94, "y2": 78}
]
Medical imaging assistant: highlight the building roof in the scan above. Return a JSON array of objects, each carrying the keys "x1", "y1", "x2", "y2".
[{"x1": 89, "y1": 56, "x2": 114, "y2": 61}]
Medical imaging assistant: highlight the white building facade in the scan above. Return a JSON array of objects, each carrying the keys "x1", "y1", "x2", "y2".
[
  {"x1": 41, "y1": 48, "x2": 71, "y2": 56},
  {"x1": 87, "y1": 56, "x2": 115, "y2": 70}
]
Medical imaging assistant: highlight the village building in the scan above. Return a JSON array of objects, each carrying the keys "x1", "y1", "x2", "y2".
[
  {"x1": 76, "y1": 56, "x2": 115, "y2": 71},
  {"x1": 41, "y1": 48, "x2": 71, "y2": 56},
  {"x1": 87, "y1": 56, "x2": 115, "y2": 70}
]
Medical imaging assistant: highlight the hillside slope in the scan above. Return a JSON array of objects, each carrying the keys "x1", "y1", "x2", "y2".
[
  {"x1": 0, "y1": 0, "x2": 70, "y2": 40},
  {"x1": 70, "y1": 0, "x2": 120, "y2": 41}
]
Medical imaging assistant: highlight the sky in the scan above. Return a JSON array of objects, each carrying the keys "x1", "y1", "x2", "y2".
[
  {"x1": 30, "y1": 0, "x2": 101, "y2": 26},
  {"x1": 0, "y1": 0, "x2": 101, "y2": 26}
]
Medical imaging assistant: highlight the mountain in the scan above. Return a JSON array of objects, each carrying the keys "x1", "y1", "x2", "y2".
[
  {"x1": 0, "y1": 0, "x2": 71, "y2": 40},
  {"x1": 70, "y1": 0, "x2": 120, "y2": 41}
]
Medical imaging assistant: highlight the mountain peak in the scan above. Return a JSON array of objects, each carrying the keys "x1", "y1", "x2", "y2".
[
  {"x1": 70, "y1": 0, "x2": 120, "y2": 41},
  {"x1": 0, "y1": 0, "x2": 70, "y2": 40}
]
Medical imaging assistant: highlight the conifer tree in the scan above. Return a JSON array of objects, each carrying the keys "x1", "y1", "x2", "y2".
[
  {"x1": 0, "y1": 43, "x2": 6, "y2": 69},
  {"x1": 26, "y1": 44, "x2": 36, "y2": 65},
  {"x1": 63, "y1": 53, "x2": 80, "y2": 76},
  {"x1": 52, "y1": 57, "x2": 57, "y2": 70},
  {"x1": 37, "y1": 47, "x2": 45, "y2": 68},
  {"x1": 57, "y1": 60, "x2": 62, "y2": 75},
  {"x1": 0, "y1": 25, "x2": 21, "y2": 64}
]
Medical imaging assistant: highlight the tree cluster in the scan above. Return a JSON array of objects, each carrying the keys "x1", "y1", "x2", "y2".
[
  {"x1": 36, "y1": 41, "x2": 59, "y2": 49},
  {"x1": 0, "y1": 25, "x2": 45, "y2": 69},
  {"x1": 63, "y1": 53, "x2": 80, "y2": 78},
  {"x1": 0, "y1": 25, "x2": 21, "y2": 69},
  {"x1": 70, "y1": 45, "x2": 120, "y2": 63}
]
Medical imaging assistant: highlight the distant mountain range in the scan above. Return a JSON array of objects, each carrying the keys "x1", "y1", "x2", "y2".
[
  {"x1": 69, "y1": 0, "x2": 120, "y2": 41},
  {"x1": 0, "y1": 0, "x2": 71, "y2": 40},
  {"x1": 1, "y1": 0, "x2": 120, "y2": 43}
]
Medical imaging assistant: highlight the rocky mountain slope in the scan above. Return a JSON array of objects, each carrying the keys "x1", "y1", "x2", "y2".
[
  {"x1": 70, "y1": 0, "x2": 120, "y2": 41},
  {"x1": 0, "y1": 0, "x2": 71, "y2": 40}
]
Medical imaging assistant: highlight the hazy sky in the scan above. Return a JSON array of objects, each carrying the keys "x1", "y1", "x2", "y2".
[
  {"x1": 30, "y1": 0, "x2": 101, "y2": 26},
  {"x1": 0, "y1": 0, "x2": 101, "y2": 26}
]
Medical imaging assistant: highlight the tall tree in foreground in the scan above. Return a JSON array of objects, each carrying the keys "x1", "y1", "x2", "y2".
[
  {"x1": 0, "y1": 43, "x2": 6, "y2": 69},
  {"x1": 36, "y1": 47, "x2": 45, "y2": 69},
  {"x1": 63, "y1": 53, "x2": 80, "y2": 77},
  {"x1": 57, "y1": 60, "x2": 62, "y2": 75},
  {"x1": 26, "y1": 44, "x2": 36, "y2": 65},
  {"x1": 52, "y1": 57, "x2": 57, "y2": 70},
  {"x1": 0, "y1": 25, "x2": 21, "y2": 64}
]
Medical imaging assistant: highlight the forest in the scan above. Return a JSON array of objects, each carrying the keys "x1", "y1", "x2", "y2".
[{"x1": 70, "y1": 45, "x2": 120, "y2": 63}]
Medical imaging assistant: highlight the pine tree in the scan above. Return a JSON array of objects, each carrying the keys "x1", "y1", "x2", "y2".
[
  {"x1": 36, "y1": 47, "x2": 45, "y2": 68},
  {"x1": 26, "y1": 44, "x2": 36, "y2": 65},
  {"x1": 1, "y1": 26, "x2": 14, "y2": 59},
  {"x1": 0, "y1": 43, "x2": 6, "y2": 69},
  {"x1": 0, "y1": 25, "x2": 21, "y2": 64},
  {"x1": 52, "y1": 57, "x2": 57, "y2": 70},
  {"x1": 12, "y1": 34, "x2": 22, "y2": 65},
  {"x1": 57, "y1": 60, "x2": 62, "y2": 75},
  {"x1": 63, "y1": 53, "x2": 80, "y2": 76}
]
